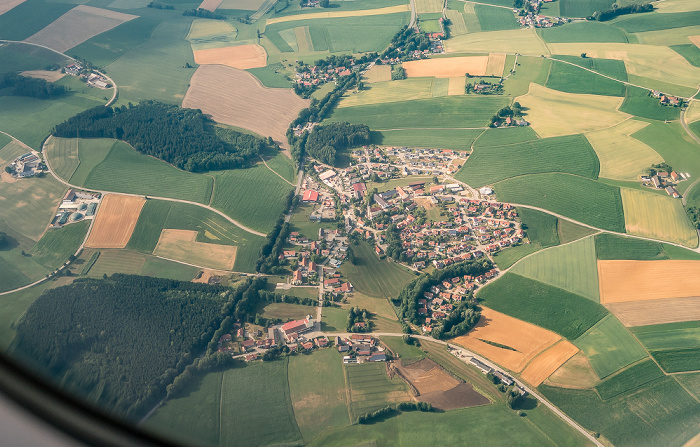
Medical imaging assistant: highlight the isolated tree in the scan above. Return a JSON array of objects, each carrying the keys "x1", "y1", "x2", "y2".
[
  {"x1": 320, "y1": 0, "x2": 330, "y2": 7},
  {"x1": 581, "y1": 52, "x2": 587, "y2": 58}
]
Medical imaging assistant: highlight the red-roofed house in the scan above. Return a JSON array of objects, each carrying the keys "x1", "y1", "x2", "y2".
[
  {"x1": 281, "y1": 317, "x2": 314, "y2": 341},
  {"x1": 303, "y1": 190, "x2": 319, "y2": 202}
]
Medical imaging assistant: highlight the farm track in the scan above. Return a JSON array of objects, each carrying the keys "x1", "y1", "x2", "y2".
[{"x1": 260, "y1": 155, "x2": 294, "y2": 186}]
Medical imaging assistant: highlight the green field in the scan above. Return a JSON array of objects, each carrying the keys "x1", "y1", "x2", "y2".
[
  {"x1": 210, "y1": 163, "x2": 294, "y2": 233},
  {"x1": 632, "y1": 321, "x2": 700, "y2": 373},
  {"x1": 320, "y1": 306, "x2": 349, "y2": 332},
  {"x1": 457, "y1": 134, "x2": 600, "y2": 187},
  {"x1": 381, "y1": 336, "x2": 426, "y2": 365},
  {"x1": 288, "y1": 202, "x2": 338, "y2": 239},
  {"x1": 288, "y1": 348, "x2": 350, "y2": 442},
  {"x1": 574, "y1": 315, "x2": 649, "y2": 379},
  {"x1": 501, "y1": 55, "x2": 551, "y2": 97},
  {"x1": 0, "y1": 281, "x2": 54, "y2": 348},
  {"x1": 676, "y1": 373, "x2": 700, "y2": 400},
  {"x1": 538, "y1": 21, "x2": 629, "y2": 43},
  {"x1": 0, "y1": 42, "x2": 70, "y2": 74},
  {"x1": 264, "y1": 151, "x2": 296, "y2": 183},
  {"x1": 670, "y1": 44, "x2": 700, "y2": 68},
  {"x1": 45, "y1": 137, "x2": 79, "y2": 181},
  {"x1": 474, "y1": 4, "x2": 519, "y2": 31},
  {"x1": 478, "y1": 273, "x2": 608, "y2": 340},
  {"x1": 261, "y1": 302, "x2": 315, "y2": 321},
  {"x1": 491, "y1": 207, "x2": 559, "y2": 269},
  {"x1": 345, "y1": 361, "x2": 411, "y2": 418},
  {"x1": 620, "y1": 86, "x2": 681, "y2": 121},
  {"x1": 594, "y1": 233, "x2": 700, "y2": 260},
  {"x1": 595, "y1": 359, "x2": 665, "y2": 400},
  {"x1": 327, "y1": 96, "x2": 509, "y2": 129},
  {"x1": 126, "y1": 200, "x2": 264, "y2": 273},
  {"x1": 550, "y1": 55, "x2": 628, "y2": 81},
  {"x1": 0, "y1": 0, "x2": 74, "y2": 40},
  {"x1": 78, "y1": 140, "x2": 213, "y2": 204},
  {"x1": 510, "y1": 236, "x2": 600, "y2": 301},
  {"x1": 472, "y1": 126, "x2": 539, "y2": 147},
  {"x1": 247, "y1": 63, "x2": 294, "y2": 88},
  {"x1": 546, "y1": 60, "x2": 626, "y2": 96},
  {"x1": 613, "y1": 10, "x2": 700, "y2": 33},
  {"x1": 559, "y1": 0, "x2": 614, "y2": 17},
  {"x1": 29, "y1": 221, "x2": 89, "y2": 270},
  {"x1": 82, "y1": 248, "x2": 199, "y2": 280},
  {"x1": 271, "y1": 0, "x2": 409, "y2": 16},
  {"x1": 340, "y1": 241, "x2": 415, "y2": 300},
  {"x1": 371, "y1": 128, "x2": 483, "y2": 151},
  {"x1": 494, "y1": 173, "x2": 626, "y2": 232},
  {"x1": 66, "y1": 138, "x2": 115, "y2": 185},
  {"x1": 558, "y1": 219, "x2": 597, "y2": 244},
  {"x1": 540, "y1": 377, "x2": 700, "y2": 447}
]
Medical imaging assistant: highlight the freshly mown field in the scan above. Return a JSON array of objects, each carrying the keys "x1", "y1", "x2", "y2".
[
  {"x1": 620, "y1": 188, "x2": 697, "y2": 247},
  {"x1": 538, "y1": 21, "x2": 629, "y2": 43},
  {"x1": 539, "y1": 377, "x2": 700, "y2": 447},
  {"x1": 29, "y1": 221, "x2": 89, "y2": 270},
  {"x1": 510, "y1": 236, "x2": 599, "y2": 302},
  {"x1": 210, "y1": 163, "x2": 294, "y2": 233},
  {"x1": 585, "y1": 119, "x2": 663, "y2": 181},
  {"x1": 345, "y1": 361, "x2": 412, "y2": 418},
  {"x1": 58, "y1": 138, "x2": 114, "y2": 185},
  {"x1": 494, "y1": 173, "x2": 626, "y2": 232},
  {"x1": 371, "y1": 128, "x2": 483, "y2": 151},
  {"x1": 473, "y1": 4, "x2": 518, "y2": 31},
  {"x1": 264, "y1": 152, "x2": 296, "y2": 183},
  {"x1": 472, "y1": 126, "x2": 539, "y2": 147},
  {"x1": 340, "y1": 241, "x2": 415, "y2": 299},
  {"x1": 45, "y1": 137, "x2": 79, "y2": 182},
  {"x1": 446, "y1": 28, "x2": 549, "y2": 55},
  {"x1": 126, "y1": 200, "x2": 264, "y2": 273},
  {"x1": 456, "y1": 134, "x2": 600, "y2": 187},
  {"x1": 381, "y1": 336, "x2": 427, "y2": 365},
  {"x1": 620, "y1": 86, "x2": 681, "y2": 121},
  {"x1": 328, "y1": 96, "x2": 509, "y2": 129},
  {"x1": 80, "y1": 140, "x2": 213, "y2": 204},
  {"x1": 573, "y1": 315, "x2": 649, "y2": 379},
  {"x1": 594, "y1": 359, "x2": 664, "y2": 400},
  {"x1": 551, "y1": 55, "x2": 628, "y2": 81},
  {"x1": 492, "y1": 207, "x2": 559, "y2": 269},
  {"x1": 631, "y1": 321, "x2": 700, "y2": 373},
  {"x1": 288, "y1": 348, "x2": 350, "y2": 442},
  {"x1": 153, "y1": 229, "x2": 238, "y2": 270},
  {"x1": 546, "y1": 60, "x2": 626, "y2": 97},
  {"x1": 478, "y1": 273, "x2": 608, "y2": 340}
]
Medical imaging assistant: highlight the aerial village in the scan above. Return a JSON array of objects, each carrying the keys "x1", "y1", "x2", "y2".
[
  {"x1": 64, "y1": 62, "x2": 111, "y2": 89},
  {"x1": 5, "y1": 150, "x2": 43, "y2": 178}
]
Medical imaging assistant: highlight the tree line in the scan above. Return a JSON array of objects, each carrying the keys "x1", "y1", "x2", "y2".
[
  {"x1": 0, "y1": 72, "x2": 69, "y2": 99},
  {"x1": 52, "y1": 101, "x2": 273, "y2": 172},
  {"x1": 356, "y1": 401, "x2": 432, "y2": 424},
  {"x1": 304, "y1": 122, "x2": 370, "y2": 165},
  {"x1": 183, "y1": 8, "x2": 226, "y2": 19},
  {"x1": 590, "y1": 3, "x2": 653, "y2": 21},
  {"x1": 381, "y1": 26, "x2": 431, "y2": 61}
]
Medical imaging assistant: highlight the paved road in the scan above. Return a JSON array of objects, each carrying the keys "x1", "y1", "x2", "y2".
[{"x1": 409, "y1": 0, "x2": 416, "y2": 28}]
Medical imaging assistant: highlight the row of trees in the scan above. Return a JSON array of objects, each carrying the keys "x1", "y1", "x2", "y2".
[
  {"x1": 256, "y1": 212, "x2": 292, "y2": 274},
  {"x1": 0, "y1": 72, "x2": 69, "y2": 98},
  {"x1": 52, "y1": 101, "x2": 272, "y2": 172},
  {"x1": 590, "y1": 3, "x2": 653, "y2": 21},
  {"x1": 304, "y1": 122, "x2": 370, "y2": 165},
  {"x1": 381, "y1": 26, "x2": 431, "y2": 61},
  {"x1": 356, "y1": 401, "x2": 432, "y2": 424},
  {"x1": 183, "y1": 8, "x2": 226, "y2": 19}
]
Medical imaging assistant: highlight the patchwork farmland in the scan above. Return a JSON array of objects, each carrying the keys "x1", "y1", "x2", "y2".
[{"x1": 85, "y1": 194, "x2": 146, "y2": 249}]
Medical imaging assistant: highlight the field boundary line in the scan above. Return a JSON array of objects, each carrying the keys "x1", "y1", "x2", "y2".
[
  {"x1": 672, "y1": 375, "x2": 700, "y2": 404},
  {"x1": 260, "y1": 156, "x2": 294, "y2": 186},
  {"x1": 219, "y1": 370, "x2": 225, "y2": 444}
]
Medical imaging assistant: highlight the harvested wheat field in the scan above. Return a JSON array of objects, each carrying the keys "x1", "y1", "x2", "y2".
[
  {"x1": 520, "y1": 340, "x2": 579, "y2": 386},
  {"x1": 193, "y1": 44, "x2": 267, "y2": 69},
  {"x1": 396, "y1": 359, "x2": 489, "y2": 410},
  {"x1": 452, "y1": 307, "x2": 562, "y2": 372},
  {"x1": 485, "y1": 53, "x2": 506, "y2": 77},
  {"x1": 183, "y1": 65, "x2": 309, "y2": 147},
  {"x1": 24, "y1": 5, "x2": 137, "y2": 53},
  {"x1": 691, "y1": 36, "x2": 700, "y2": 49},
  {"x1": 606, "y1": 296, "x2": 700, "y2": 327},
  {"x1": 598, "y1": 260, "x2": 700, "y2": 304},
  {"x1": 544, "y1": 352, "x2": 599, "y2": 388},
  {"x1": 363, "y1": 64, "x2": 392, "y2": 83},
  {"x1": 403, "y1": 56, "x2": 489, "y2": 78},
  {"x1": 85, "y1": 194, "x2": 146, "y2": 249},
  {"x1": 266, "y1": 4, "x2": 409, "y2": 24},
  {"x1": 0, "y1": 0, "x2": 26, "y2": 16},
  {"x1": 685, "y1": 100, "x2": 700, "y2": 124},
  {"x1": 153, "y1": 229, "x2": 237, "y2": 270},
  {"x1": 20, "y1": 70, "x2": 65, "y2": 82},
  {"x1": 447, "y1": 77, "x2": 465, "y2": 95},
  {"x1": 198, "y1": 0, "x2": 223, "y2": 11}
]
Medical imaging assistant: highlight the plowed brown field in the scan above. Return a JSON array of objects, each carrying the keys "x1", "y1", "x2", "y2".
[
  {"x1": 598, "y1": 260, "x2": 700, "y2": 303},
  {"x1": 198, "y1": 0, "x2": 223, "y2": 11},
  {"x1": 520, "y1": 340, "x2": 579, "y2": 386},
  {"x1": 85, "y1": 194, "x2": 145, "y2": 248},
  {"x1": 182, "y1": 65, "x2": 309, "y2": 147},
  {"x1": 606, "y1": 296, "x2": 700, "y2": 326},
  {"x1": 193, "y1": 44, "x2": 267, "y2": 69}
]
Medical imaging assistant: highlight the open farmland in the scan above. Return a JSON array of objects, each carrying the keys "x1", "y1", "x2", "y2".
[
  {"x1": 363, "y1": 64, "x2": 392, "y2": 83},
  {"x1": 193, "y1": 44, "x2": 267, "y2": 69},
  {"x1": 338, "y1": 78, "x2": 436, "y2": 108},
  {"x1": 632, "y1": 321, "x2": 700, "y2": 373},
  {"x1": 186, "y1": 19, "x2": 238, "y2": 51},
  {"x1": 0, "y1": 0, "x2": 26, "y2": 16},
  {"x1": 606, "y1": 297, "x2": 700, "y2": 327},
  {"x1": 266, "y1": 4, "x2": 409, "y2": 24},
  {"x1": 0, "y1": 41, "x2": 70, "y2": 74},
  {"x1": 538, "y1": 21, "x2": 628, "y2": 43},
  {"x1": 620, "y1": 85, "x2": 681, "y2": 121},
  {"x1": 594, "y1": 233, "x2": 668, "y2": 260},
  {"x1": 23, "y1": 5, "x2": 137, "y2": 53},
  {"x1": 62, "y1": 138, "x2": 115, "y2": 185},
  {"x1": 473, "y1": 126, "x2": 538, "y2": 147},
  {"x1": 492, "y1": 207, "x2": 559, "y2": 269},
  {"x1": 218, "y1": 0, "x2": 266, "y2": 9},
  {"x1": 447, "y1": 77, "x2": 465, "y2": 95},
  {"x1": 403, "y1": 56, "x2": 489, "y2": 78},
  {"x1": 198, "y1": 0, "x2": 223, "y2": 11},
  {"x1": 452, "y1": 306, "x2": 562, "y2": 372},
  {"x1": 551, "y1": 55, "x2": 628, "y2": 81},
  {"x1": 474, "y1": 4, "x2": 518, "y2": 31},
  {"x1": 594, "y1": 358, "x2": 665, "y2": 400},
  {"x1": 478, "y1": 273, "x2": 608, "y2": 340},
  {"x1": 183, "y1": 65, "x2": 308, "y2": 147},
  {"x1": 598, "y1": 260, "x2": 700, "y2": 304},
  {"x1": 544, "y1": 352, "x2": 599, "y2": 388},
  {"x1": 415, "y1": 0, "x2": 442, "y2": 13},
  {"x1": 28, "y1": 220, "x2": 90, "y2": 270},
  {"x1": 494, "y1": 173, "x2": 626, "y2": 232},
  {"x1": 621, "y1": 188, "x2": 697, "y2": 247},
  {"x1": 446, "y1": 28, "x2": 549, "y2": 55},
  {"x1": 346, "y1": 362, "x2": 412, "y2": 418},
  {"x1": 85, "y1": 194, "x2": 146, "y2": 249},
  {"x1": 45, "y1": 137, "x2": 79, "y2": 182},
  {"x1": 510, "y1": 236, "x2": 600, "y2": 301},
  {"x1": 371, "y1": 128, "x2": 482, "y2": 151},
  {"x1": 585, "y1": 119, "x2": 663, "y2": 181},
  {"x1": 20, "y1": 70, "x2": 65, "y2": 82},
  {"x1": 153, "y1": 229, "x2": 237, "y2": 270},
  {"x1": 444, "y1": 10, "x2": 467, "y2": 35},
  {"x1": 573, "y1": 314, "x2": 648, "y2": 379},
  {"x1": 520, "y1": 340, "x2": 579, "y2": 387},
  {"x1": 546, "y1": 60, "x2": 625, "y2": 97},
  {"x1": 0, "y1": 0, "x2": 74, "y2": 41},
  {"x1": 340, "y1": 241, "x2": 414, "y2": 299},
  {"x1": 456, "y1": 134, "x2": 599, "y2": 187},
  {"x1": 516, "y1": 83, "x2": 628, "y2": 138}
]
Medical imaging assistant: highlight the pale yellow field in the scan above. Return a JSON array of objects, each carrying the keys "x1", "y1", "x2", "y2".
[
  {"x1": 691, "y1": 35, "x2": 700, "y2": 49},
  {"x1": 447, "y1": 76, "x2": 465, "y2": 95},
  {"x1": 485, "y1": 53, "x2": 506, "y2": 77},
  {"x1": 452, "y1": 307, "x2": 562, "y2": 373},
  {"x1": 182, "y1": 65, "x2": 309, "y2": 147},
  {"x1": 445, "y1": 9, "x2": 467, "y2": 35},
  {"x1": 520, "y1": 340, "x2": 579, "y2": 387},
  {"x1": 218, "y1": 0, "x2": 266, "y2": 10},
  {"x1": 634, "y1": 25, "x2": 700, "y2": 46},
  {"x1": 338, "y1": 77, "x2": 435, "y2": 108},
  {"x1": 655, "y1": 0, "x2": 700, "y2": 13},
  {"x1": 198, "y1": 0, "x2": 223, "y2": 11},
  {"x1": 598, "y1": 260, "x2": 700, "y2": 304},
  {"x1": 547, "y1": 42, "x2": 700, "y2": 89},
  {"x1": 403, "y1": 56, "x2": 489, "y2": 78},
  {"x1": 20, "y1": 70, "x2": 65, "y2": 82},
  {"x1": 621, "y1": 188, "x2": 698, "y2": 247},
  {"x1": 23, "y1": 5, "x2": 137, "y2": 53},
  {"x1": 606, "y1": 296, "x2": 700, "y2": 327},
  {"x1": 415, "y1": 0, "x2": 443, "y2": 13},
  {"x1": 266, "y1": 4, "x2": 409, "y2": 24},
  {"x1": 363, "y1": 64, "x2": 392, "y2": 83},
  {"x1": 515, "y1": 83, "x2": 628, "y2": 138},
  {"x1": 294, "y1": 26, "x2": 313, "y2": 52},
  {"x1": 446, "y1": 28, "x2": 549, "y2": 56},
  {"x1": 544, "y1": 352, "x2": 599, "y2": 388},
  {"x1": 85, "y1": 194, "x2": 146, "y2": 249},
  {"x1": 193, "y1": 44, "x2": 267, "y2": 69},
  {"x1": 686, "y1": 100, "x2": 700, "y2": 124},
  {"x1": 0, "y1": 0, "x2": 26, "y2": 16},
  {"x1": 187, "y1": 19, "x2": 237, "y2": 40},
  {"x1": 153, "y1": 229, "x2": 237, "y2": 270},
  {"x1": 585, "y1": 120, "x2": 663, "y2": 181}
]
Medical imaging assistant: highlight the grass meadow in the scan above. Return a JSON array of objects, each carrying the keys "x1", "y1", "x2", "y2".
[
  {"x1": 474, "y1": 5, "x2": 519, "y2": 31},
  {"x1": 573, "y1": 315, "x2": 649, "y2": 379},
  {"x1": 247, "y1": 63, "x2": 293, "y2": 88},
  {"x1": 546, "y1": 60, "x2": 626, "y2": 97},
  {"x1": 456, "y1": 134, "x2": 600, "y2": 187},
  {"x1": 29, "y1": 221, "x2": 89, "y2": 270},
  {"x1": 491, "y1": 207, "x2": 559, "y2": 269},
  {"x1": 338, "y1": 77, "x2": 436, "y2": 108},
  {"x1": 320, "y1": 306, "x2": 348, "y2": 332},
  {"x1": 67, "y1": 138, "x2": 115, "y2": 185},
  {"x1": 0, "y1": 0, "x2": 73, "y2": 40},
  {"x1": 371, "y1": 128, "x2": 483, "y2": 151},
  {"x1": 550, "y1": 55, "x2": 628, "y2": 81},
  {"x1": 381, "y1": 336, "x2": 426, "y2": 365},
  {"x1": 477, "y1": 273, "x2": 608, "y2": 340},
  {"x1": 264, "y1": 151, "x2": 296, "y2": 183},
  {"x1": 345, "y1": 361, "x2": 411, "y2": 418},
  {"x1": 558, "y1": 0, "x2": 613, "y2": 17},
  {"x1": 632, "y1": 321, "x2": 700, "y2": 373},
  {"x1": 538, "y1": 22, "x2": 629, "y2": 43},
  {"x1": 671, "y1": 44, "x2": 700, "y2": 68},
  {"x1": 510, "y1": 236, "x2": 600, "y2": 302},
  {"x1": 494, "y1": 173, "x2": 626, "y2": 232},
  {"x1": 593, "y1": 233, "x2": 700, "y2": 260},
  {"x1": 558, "y1": 220, "x2": 597, "y2": 244},
  {"x1": 613, "y1": 10, "x2": 700, "y2": 33},
  {"x1": 595, "y1": 359, "x2": 664, "y2": 400},
  {"x1": 340, "y1": 241, "x2": 415, "y2": 300},
  {"x1": 472, "y1": 126, "x2": 539, "y2": 147},
  {"x1": 0, "y1": 42, "x2": 70, "y2": 74},
  {"x1": 620, "y1": 86, "x2": 681, "y2": 121},
  {"x1": 261, "y1": 302, "x2": 315, "y2": 321},
  {"x1": 83, "y1": 248, "x2": 199, "y2": 280},
  {"x1": 45, "y1": 137, "x2": 79, "y2": 182}
]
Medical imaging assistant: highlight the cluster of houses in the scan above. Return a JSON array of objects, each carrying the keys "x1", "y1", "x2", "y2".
[
  {"x1": 516, "y1": 0, "x2": 569, "y2": 28},
  {"x1": 301, "y1": 173, "x2": 337, "y2": 221},
  {"x1": 283, "y1": 227, "x2": 351, "y2": 284},
  {"x1": 642, "y1": 170, "x2": 686, "y2": 199},
  {"x1": 492, "y1": 115, "x2": 529, "y2": 128},
  {"x1": 323, "y1": 273, "x2": 354, "y2": 296},
  {"x1": 337, "y1": 334, "x2": 386, "y2": 363},
  {"x1": 294, "y1": 64, "x2": 353, "y2": 89},
  {"x1": 650, "y1": 90, "x2": 684, "y2": 107},
  {"x1": 6, "y1": 151, "x2": 42, "y2": 178},
  {"x1": 51, "y1": 189, "x2": 100, "y2": 227},
  {"x1": 64, "y1": 62, "x2": 110, "y2": 89}
]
